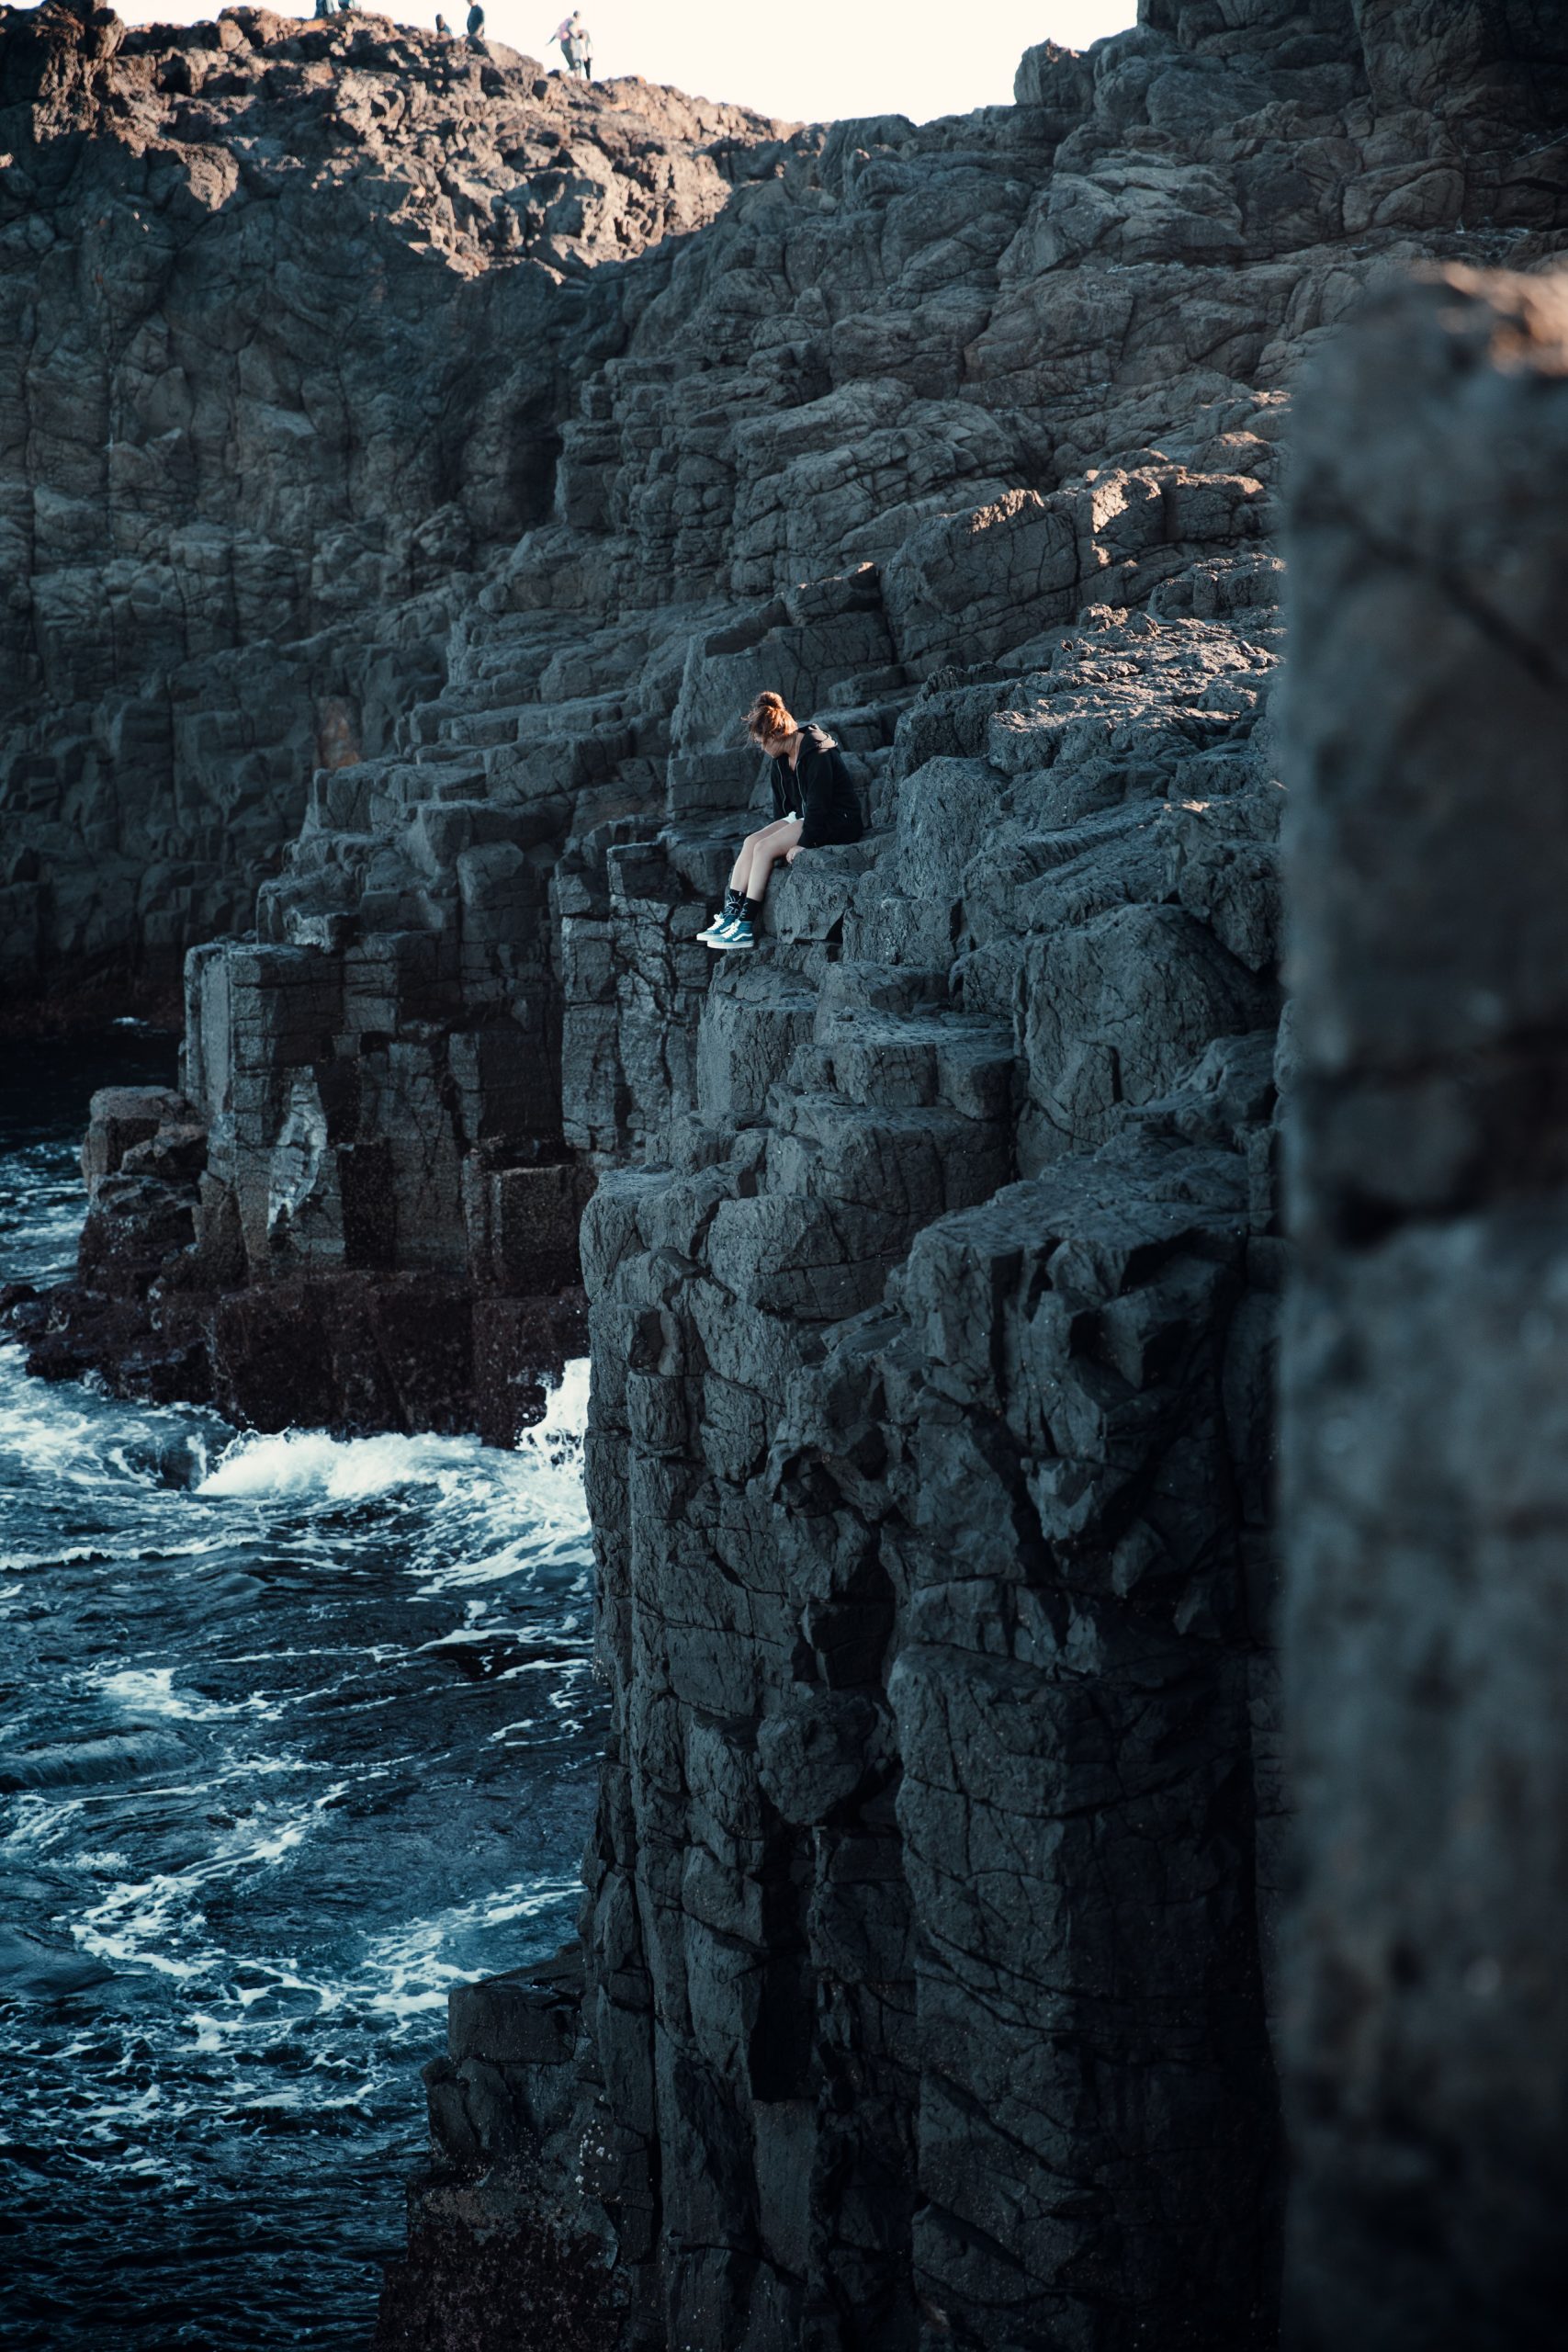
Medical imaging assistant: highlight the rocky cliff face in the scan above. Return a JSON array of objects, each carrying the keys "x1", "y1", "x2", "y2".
[
  {"x1": 0, "y1": 0, "x2": 784, "y2": 1009},
  {"x1": 1281, "y1": 264, "x2": 1568, "y2": 2352},
  {"x1": 6, "y1": 1, "x2": 1568, "y2": 2346}
]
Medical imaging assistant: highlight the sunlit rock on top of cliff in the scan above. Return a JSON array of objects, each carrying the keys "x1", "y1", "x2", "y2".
[{"x1": 2, "y1": 1, "x2": 788, "y2": 274}]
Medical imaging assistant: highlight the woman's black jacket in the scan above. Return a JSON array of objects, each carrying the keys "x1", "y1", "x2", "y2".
[{"x1": 762, "y1": 723, "x2": 863, "y2": 849}]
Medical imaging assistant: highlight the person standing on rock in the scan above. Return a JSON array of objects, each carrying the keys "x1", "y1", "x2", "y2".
[
  {"x1": 702, "y1": 693, "x2": 864, "y2": 953},
  {"x1": 466, "y1": 1, "x2": 485, "y2": 47},
  {"x1": 551, "y1": 13, "x2": 591, "y2": 79}
]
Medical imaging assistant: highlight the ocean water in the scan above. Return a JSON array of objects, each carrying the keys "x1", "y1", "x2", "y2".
[{"x1": 0, "y1": 1035, "x2": 604, "y2": 2350}]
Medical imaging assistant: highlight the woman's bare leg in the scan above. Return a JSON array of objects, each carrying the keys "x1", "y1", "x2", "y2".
[
  {"x1": 728, "y1": 828, "x2": 766, "y2": 894},
  {"x1": 730, "y1": 818, "x2": 802, "y2": 901}
]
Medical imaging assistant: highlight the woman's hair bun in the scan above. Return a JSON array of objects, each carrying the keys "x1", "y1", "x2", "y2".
[{"x1": 743, "y1": 691, "x2": 796, "y2": 744}]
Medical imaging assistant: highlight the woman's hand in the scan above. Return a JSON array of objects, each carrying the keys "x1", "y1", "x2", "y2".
[{"x1": 784, "y1": 845, "x2": 806, "y2": 865}]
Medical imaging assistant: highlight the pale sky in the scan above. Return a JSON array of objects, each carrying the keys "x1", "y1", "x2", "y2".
[{"x1": 78, "y1": 2, "x2": 1140, "y2": 127}]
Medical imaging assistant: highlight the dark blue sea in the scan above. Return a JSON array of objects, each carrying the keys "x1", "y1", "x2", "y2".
[{"x1": 0, "y1": 1032, "x2": 603, "y2": 2349}]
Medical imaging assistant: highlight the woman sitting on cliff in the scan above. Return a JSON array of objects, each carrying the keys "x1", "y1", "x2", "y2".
[{"x1": 701, "y1": 693, "x2": 864, "y2": 952}]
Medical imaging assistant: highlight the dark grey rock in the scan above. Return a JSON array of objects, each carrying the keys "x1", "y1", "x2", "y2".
[
  {"x1": 1280, "y1": 266, "x2": 1568, "y2": 2352},
  {"x1": 8, "y1": 11, "x2": 1566, "y2": 2349}
]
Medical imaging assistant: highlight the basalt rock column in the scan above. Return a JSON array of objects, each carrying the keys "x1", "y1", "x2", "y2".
[{"x1": 1280, "y1": 267, "x2": 1568, "y2": 2350}]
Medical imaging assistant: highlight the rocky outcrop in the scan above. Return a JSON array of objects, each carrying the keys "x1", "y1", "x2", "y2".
[
  {"x1": 7, "y1": 2, "x2": 1568, "y2": 2346},
  {"x1": 1281, "y1": 266, "x2": 1568, "y2": 2352},
  {"x1": 9, "y1": 1068, "x2": 591, "y2": 1434},
  {"x1": 0, "y1": 1, "x2": 786, "y2": 1007}
]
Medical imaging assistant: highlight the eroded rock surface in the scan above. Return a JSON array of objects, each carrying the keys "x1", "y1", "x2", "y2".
[
  {"x1": 6, "y1": 1, "x2": 1568, "y2": 2346},
  {"x1": 1281, "y1": 266, "x2": 1568, "y2": 2352}
]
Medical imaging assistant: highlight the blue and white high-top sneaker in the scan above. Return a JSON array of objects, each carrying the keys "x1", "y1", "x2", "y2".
[
  {"x1": 709, "y1": 913, "x2": 755, "y2": 951},
  {"x1": 699, "y1": 889, "x2": 745, "y2": 942}
]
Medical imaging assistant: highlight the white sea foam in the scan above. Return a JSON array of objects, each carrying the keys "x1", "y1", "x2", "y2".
[
  {"x1": 197, "y1": 1425, "x2": 486, "y2": 1502},
  {"x1": 197, "y1": 1365, "x2": 588, "y2": 1506},
  {"x1": 0, "y1": 1349, "x2": 220, "y2": 1493},
  {"x1": 417, "y1": 1360, "x2": 594, "y2": 1591},
  {"x1": 518, "y1": 1357, "x2": 591, "y2": 1458},
  {"x1": 70, "y1": 1781, "x2": 349, "y2": 1983},
  {"x1": 0, "y1": 1379, "x2": 106, "y2": 1481},
  {"x1": 86, "y1": 1664, "x2": 283, "y2": 1724},
  {"x1": 0, "y1": 1545, "x2": 111, "y2": 1574},
  {"x1": 194, "y1": 1362, "x2": 594, "y2": 1600},
  {"x1": 350, "y1": 1871, "x2": 582, "y2": 2025}
]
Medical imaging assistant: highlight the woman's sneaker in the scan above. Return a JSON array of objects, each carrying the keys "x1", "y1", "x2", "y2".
[
  {"x1": 699, "y1": 889, "x2": 746, "y2": 941},
  {"x1": 709, "y1": 915, "x2": 755, "y2": 952}
]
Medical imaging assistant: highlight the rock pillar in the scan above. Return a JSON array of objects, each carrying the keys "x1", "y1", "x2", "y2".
[{"x1": 1281, "y1": 266, "x2": 1568, "y2": 2350}]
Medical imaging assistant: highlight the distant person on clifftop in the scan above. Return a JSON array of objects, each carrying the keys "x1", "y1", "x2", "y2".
[
  {"x1": 701, "y1": 694, "x2": 864, "y2": 953},
  {"x1": 551, "y1": 13, "x2": 592, "y2": 78},
  {"x1": 466, "y1": 2, "x2": 485, "y2": 47},
  {"x1": 434, "y1": 12, "x2": 451, "y2": 33}
]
